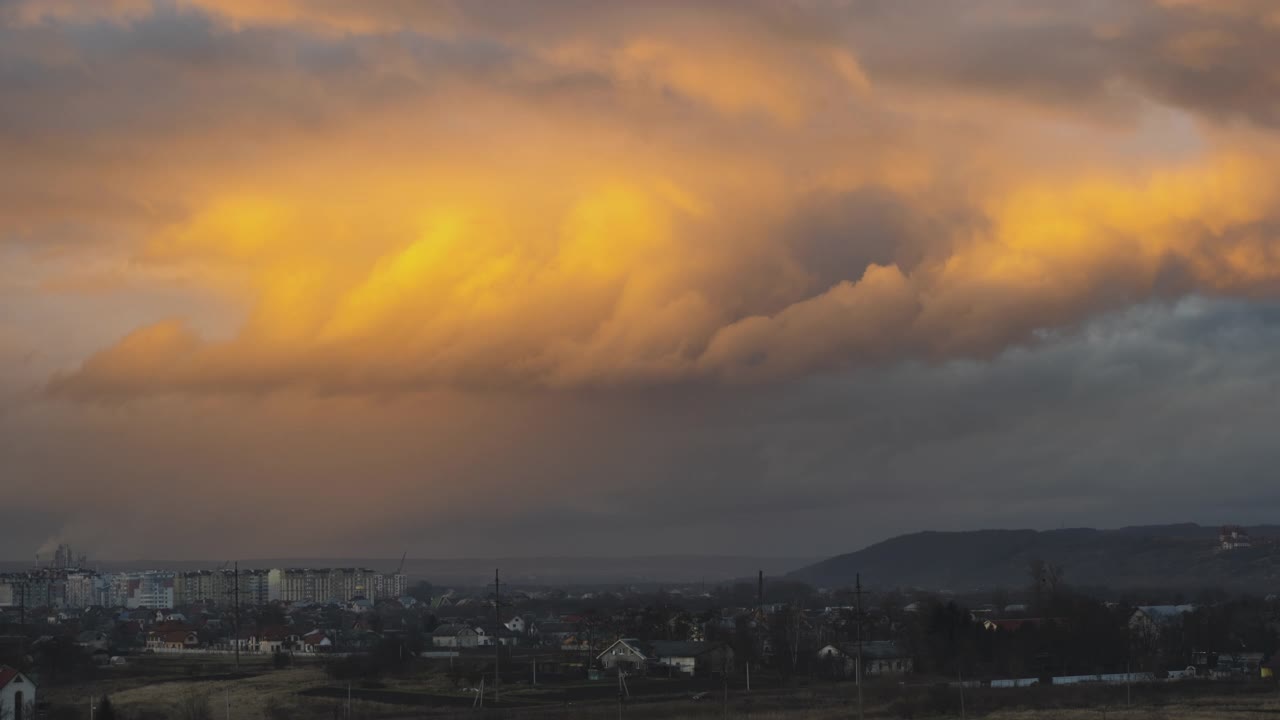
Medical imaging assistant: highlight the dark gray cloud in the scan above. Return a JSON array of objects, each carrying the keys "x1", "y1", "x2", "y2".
[
  {"x1": 841, "y1": 0, "x2": 1280, "y2": 127},
  {"x1": 11, "y1": 296, "x2": 1280, "y2": 559}
]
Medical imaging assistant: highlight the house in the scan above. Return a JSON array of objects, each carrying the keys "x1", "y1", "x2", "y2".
[
  {"x1": 298, "y1": 630, "x2": 333, "y2": 653},
  {"x1": 147, "y1": 630, "x2": 200, "y2": 651},
  {"x1": 1129, "y1": 605, "x2": 1194, "y2": 638},
  {"x1": 431, "y1": 624, "x2": 479, "y2": 648},
  {"x1": 597, "y1": 638, "x2": 652, "y2": 672},
  {"x1": 816, "y1": 641, "x2": 913, "y2": 677},
  {"x1": 257, "y1": 627, "x2": 289, "y2": 654},
  {"x1": 0, "y1": 666, "x2": 35, "y2": 720},
  {"x1": 474, "y1": 623, "x2": 521, "y2": 647},
  {"x1": 650, "y1": 641, "x2": 734, "y2": 677},
  {"x1": 596, "y1": 638, "x2": 734, "y2": 677},
  {"x1": 504, "y1": 615, "x2": 538, "y2": 636}
]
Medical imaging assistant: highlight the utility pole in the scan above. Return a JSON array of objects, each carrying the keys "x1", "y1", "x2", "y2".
[
  {"x1": 494, "y1": 568, "x2": 501, "y2": 705},
  {"x1": 617, "y1": 665, "x2": 628, "y2": 720},
  {"x1": 855, "y1": 573, "x2": 864, "y2": 720},
  {"x1": 233, "y1": 562, "x2": 241, "y2": 672},
  {"x1": 722, "y1": 661, "x2": 729, "y2": 719}
]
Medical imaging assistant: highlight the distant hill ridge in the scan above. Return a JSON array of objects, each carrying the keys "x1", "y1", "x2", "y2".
[{"x1": 788, "y1": 523, "x2": 1280, "y2": 592}]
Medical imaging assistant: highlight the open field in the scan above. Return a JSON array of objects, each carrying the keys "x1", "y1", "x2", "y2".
[{"x1": 36, "y1": 656, "x2": 1280, "y2": 720}]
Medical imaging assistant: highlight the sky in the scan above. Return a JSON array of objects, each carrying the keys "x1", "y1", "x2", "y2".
[{"x1": 5, "y1": 0, "x2": 1280, "y2": 561}]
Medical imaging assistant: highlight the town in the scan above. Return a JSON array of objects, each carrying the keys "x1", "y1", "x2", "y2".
[{"x1": 4, "y1": 540, "x2": 1280, "y2": 718}]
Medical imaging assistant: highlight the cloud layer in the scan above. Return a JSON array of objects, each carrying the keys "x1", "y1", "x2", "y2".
[
  {"x1": 1, "y1": 0, "x2": 1273, "y2": 398},
  {"x1": 6, "y1": 0, "x2": 1280, "y2": 558}
]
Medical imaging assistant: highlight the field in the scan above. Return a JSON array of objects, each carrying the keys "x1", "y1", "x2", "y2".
[{"x1": 37, "y1": 657, "x2": 1280, "y2": 719}]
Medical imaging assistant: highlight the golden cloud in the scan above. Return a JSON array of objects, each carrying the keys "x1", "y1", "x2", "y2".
[{"x1": 5, "y1": 0, "x2": 1280, "y2": 398}]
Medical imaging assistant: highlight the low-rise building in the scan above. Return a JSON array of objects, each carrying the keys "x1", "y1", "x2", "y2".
[
  {"x1": 146, "y1": 630, "x2": 201, "y2": 651},
  {"x1": 431, "y1": 624, "x2": 480, "y2": 648},
  {"x1": 1129, "y1": 605, "x2": 1195, "y2": 638},
  {"x1": 597, "y1": 638, "x2": 734, "y2": 677},
  {"x1": 816, "y1": 640, "x2": 913, "y2": 676},
  {"x1": 0, "y1": 666, "x2": 36, "y2": 720}
]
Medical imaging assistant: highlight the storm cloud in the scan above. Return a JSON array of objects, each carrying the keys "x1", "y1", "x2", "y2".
[{"x1": 5, "y1": 0, "x2": 1280, "y2": 558}]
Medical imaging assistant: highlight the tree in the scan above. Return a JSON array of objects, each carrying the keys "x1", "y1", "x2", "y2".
[
  {"x1": 272, "y1": 649, "x2": 292, "y2": 669},
  {"x1": 406, "y1": 581, "x2": 434, "y2": 603},
  {"x1": 1027, "y1": 558, "x2": 1065, "y2": 613},
  {"x1": 256, "y1": 604, "x2": 287, "y2": 627}
]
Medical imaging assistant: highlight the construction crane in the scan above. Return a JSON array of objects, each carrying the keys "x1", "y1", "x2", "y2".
[{"x1": 396, "y1": 551, "x2": 407, "y2": 576}]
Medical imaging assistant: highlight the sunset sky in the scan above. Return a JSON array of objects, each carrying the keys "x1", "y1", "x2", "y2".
[{"x1": 5, "y1": 0, "x2": 1280, "y2": 561}]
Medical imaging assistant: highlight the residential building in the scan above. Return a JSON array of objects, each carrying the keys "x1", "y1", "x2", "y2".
[
  {"x1": 174, "y1": 571, "x2": 219, "y2": 606},
  {"x1": 371, "y1": 572, "x2": 407, "y2": 600},
  {"x1": 330, "y1": 568, "x2": 373, "y2": 602},
  {"x1": 816, "y1": 640, "x2": 914, "y2": 676},
  {"x1": 269, "y1": 568, "x2": 333, "y2": 603},
  {"x1": 431, "y1": 624, "x2": 480, "y2": 648},
  {"x1": 1129, "y1": 605, "x2": 1195, "y2": 638},
  {"x1": 146, "y1": 630, "x2": 200, "y2": 651},
  {"x1": 299, "y1": 630, "x2": 334, "y2": 653},
  {"x1": 597, "y1": 638, "x2": 734, "y2": 677},
  {"x1": 64, "y1": 572, "x2": 106, "y2": 609},
  {"x1": 127, "y1": 572, "x2": 175, "y2": 609},
  {"x1": 267, "y1": 567, "x2": 394, "y2": 603}
]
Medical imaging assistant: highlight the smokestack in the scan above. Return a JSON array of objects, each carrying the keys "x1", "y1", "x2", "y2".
[{"x1": 758, "y1": 570, "x2": 763, "y2": 609}]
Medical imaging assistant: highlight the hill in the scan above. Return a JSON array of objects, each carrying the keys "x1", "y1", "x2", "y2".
[{"x1": 788, "y1": 523, "x2": 1280, "y2": 592}]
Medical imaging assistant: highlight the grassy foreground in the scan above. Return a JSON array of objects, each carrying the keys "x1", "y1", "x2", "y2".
[{"x1": 36, "y1": 657, "x2": 1280, "y2": 719}]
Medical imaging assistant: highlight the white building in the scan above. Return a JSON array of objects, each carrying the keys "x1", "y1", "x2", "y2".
[
  {"x1": 0, "y1": 666, "x2": 36, "y2": 720},
  {"x1": 268, "y1": 567, "x2": 401, "y2": 603},
  {"x1": 65, "y1": 572, "x2": 107, "y2": 609},
  {"x1": 102, "y1": 572, "x2": 175, "y2": 609}
]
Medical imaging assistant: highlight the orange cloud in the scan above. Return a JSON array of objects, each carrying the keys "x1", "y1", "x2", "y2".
[{"x1": 6, "y1": 0, "x2": 1280, "y2": 399}]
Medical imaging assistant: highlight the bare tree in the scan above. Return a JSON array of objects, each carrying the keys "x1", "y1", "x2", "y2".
[{"x1": 1028, "y1": 558, "x2": 1065, "y2": 612}]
